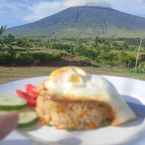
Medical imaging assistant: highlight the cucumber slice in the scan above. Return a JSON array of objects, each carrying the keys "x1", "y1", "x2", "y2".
[
  {"x1": 0, "y1": 94, "x2": 27, "y2": 111},
  {"x1": 18, "y1": 111, "x2": 38, "y2": 128}
]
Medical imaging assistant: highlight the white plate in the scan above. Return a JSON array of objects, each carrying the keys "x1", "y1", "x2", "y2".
[{"x1": 1, "y1": 75, "x2": 145, "y2": 145}]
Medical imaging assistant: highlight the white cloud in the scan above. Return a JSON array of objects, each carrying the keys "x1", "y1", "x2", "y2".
[
  {"x1": 64, "y1": 0, "x2": 111, "y2": 7},
  {"x1": 24, "y1": 0, "x2": 145, "y2": 22},
  {"x1": 24, "y1": 1, "x2": 65, "y2": 22},
  {"x1": 24, "y1": 0, "x2": 112, "y2": 22},
  {"x1": 1, "y1": 0, "x2": 145, "y2": 26}
]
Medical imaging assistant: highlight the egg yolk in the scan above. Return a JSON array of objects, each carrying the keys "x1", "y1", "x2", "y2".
[{"x1": 69, "y1": 75, "x2": 82, "y2": 84}]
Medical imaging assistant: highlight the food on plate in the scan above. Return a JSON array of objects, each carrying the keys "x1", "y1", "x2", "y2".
[
  {"x1": 0, "y1": 91, "x2": 38, "y2": 128},
  {"x1": 1, "y1": 66, "x2": 136, "y2": 130},
  {"x1": 16, "y1": 84, "x2": 39, "y2": 107},
  {"x1": 0, "y1": 94, "x2": 27, "y2": 111},
  {"x1": 36, "y1": 67, "x2": 136, "y2": 129},
  {"x1": 18, "y1": 110, "x2": 37, "y2": 128},
  {"x1": 0, "y1": 110, "x2": 37, "y2": 128}
]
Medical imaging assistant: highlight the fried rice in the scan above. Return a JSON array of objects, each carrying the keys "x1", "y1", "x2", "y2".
[{"x1": 36, "y1": 85, "x2": 115, "y2": 130}]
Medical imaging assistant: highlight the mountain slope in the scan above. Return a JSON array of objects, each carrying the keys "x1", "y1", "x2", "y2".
[{"x1": 7, "y1": 6, "x2": 145, "y2": 38}]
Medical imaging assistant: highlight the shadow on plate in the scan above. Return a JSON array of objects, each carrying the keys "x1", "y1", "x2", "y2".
[
  {"x1": 121, "y1": 95, "x2": 145, "y2": 127},
  {"x1": 31, "y1": 137, "x2": 82, "y2": 145},
  {"x1": 0, "y1": 140, "x2": 32, "y2": 145},
  {"x1": 18, "y1": 123, "x2": 82, "y2": 145},
  {"x1": 1, "y1": 139, "x2": 81, "y2": 145}
]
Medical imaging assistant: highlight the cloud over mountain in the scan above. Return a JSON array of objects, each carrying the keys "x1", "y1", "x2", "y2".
[
  {"x1": 1, "y1": 0, "x2": 145, "y2": 26},
  {"x1": 24, "y1": 0, "x2": 112, "y2": 22}
]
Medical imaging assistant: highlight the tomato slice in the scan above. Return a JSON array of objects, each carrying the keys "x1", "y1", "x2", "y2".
[
  {"x1": 27, "y1": 98, "x2": 36, "y2": 107},
  {"x1": 26, "y1": 84, "x2": 38, "y2": 99},
  {"x1": 16, "y1": 89, "x2": 30, "y2": 100},
  {"x1": 16, "y1": 89, "x2": 36, "y2": 107},
  {"x1": 16, "y1": 84, "x2": 38, "y2": 108}
]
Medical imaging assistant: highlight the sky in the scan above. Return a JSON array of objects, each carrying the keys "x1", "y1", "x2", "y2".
[{"x1": 1, "y1": 0, "x2": 145, "y2": 28}]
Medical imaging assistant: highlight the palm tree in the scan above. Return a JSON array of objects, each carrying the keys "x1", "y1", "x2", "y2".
[
  {"x1": 135, "y1": 38, "x2": 142, "y2": 71},
  {"x1": 0, "y1": 26, "x2": 7, "y2": 50},
  {"x1": 0, "y1": 25, "x2": 7, "y2": 36}
]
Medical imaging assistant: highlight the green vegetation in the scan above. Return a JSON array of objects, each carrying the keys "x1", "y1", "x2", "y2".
[
  {"x1": 0, "y1": 24, "x2": 145, "y2": 80},
  {"x1": 0, "y1": 26, "x2": 7, "y2": 36},
  {"x1": 0, "y1": 32, "x2": 145, "y2": 69}
]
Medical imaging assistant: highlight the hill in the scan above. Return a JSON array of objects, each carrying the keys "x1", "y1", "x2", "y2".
[{"x1": 6, "y1": 6, "x2": 145, "y2": 38}]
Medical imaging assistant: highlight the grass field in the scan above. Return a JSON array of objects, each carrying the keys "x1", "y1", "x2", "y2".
[{"x1": 0, "y1": 66, "x2": 145, "y2": 84}]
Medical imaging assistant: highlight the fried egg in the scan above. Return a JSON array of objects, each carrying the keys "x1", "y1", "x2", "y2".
[{"x1": 44, "y1": 67, "x2": 136, "y2": 125}]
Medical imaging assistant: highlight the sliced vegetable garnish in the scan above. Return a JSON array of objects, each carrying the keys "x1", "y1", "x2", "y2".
[
  {"x1": 16, "y1": 90, "x2": 30, "y2": 100},
  {"x1": 18, "y1": 110, "x2": 38, "y2": 128},
  {"x1": 26, "y1": 84, "x2": 38, "y2": 99},
  {"x1": 27, "y1": 98, "x2": 36, "y2": 107},
  {"x1": 16, "y1": 84, "x2": 39, "y2": 108},
  {"x1": 0, "y1": 94, "x2": 27, "y2": 111}
]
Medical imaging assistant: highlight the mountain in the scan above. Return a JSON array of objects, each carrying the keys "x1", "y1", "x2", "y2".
[{"x1": 6, "y1": 6, "x2": 145, "y2": 38}]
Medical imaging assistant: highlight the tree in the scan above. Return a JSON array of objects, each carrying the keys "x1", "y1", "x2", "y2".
[
  {"x1": 0, "y1": 25, "x2": 7, "y2": 36},
  {"x1": 135, "y1": 38, "x2": 142, "y2": 71},
  {"x1": 0, "y1": 26, "x2": 7, "y2": 50},
  {"x1": 4, "y1": 33, "x2": 15, "y2": 44}
]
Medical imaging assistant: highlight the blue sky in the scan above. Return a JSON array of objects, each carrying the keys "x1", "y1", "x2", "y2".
[{"x1": 1, "y1": 0, "x2": 145, "y2": 28}]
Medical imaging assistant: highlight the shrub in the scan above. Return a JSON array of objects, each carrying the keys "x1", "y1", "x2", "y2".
[
  {"x1": 15, "y1": 53, "x2": 34, "y2": 65},
  {"x1": 0, "y1": 53, "x2": 15, "y2": 65},
  {"x1": 119, "y1": 52, "x2": 136, "y2": 67},
  {"x1": 31, "y1": 52, "x2": 60, "y2": 64},
  {"x1": 0, "y1": 52, "x2": 61, "y2": 66}
]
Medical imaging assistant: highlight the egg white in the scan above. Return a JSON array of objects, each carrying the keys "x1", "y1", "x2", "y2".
[{"x1": 44, "y1": 68, "x2": 136, "y2": 125}]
